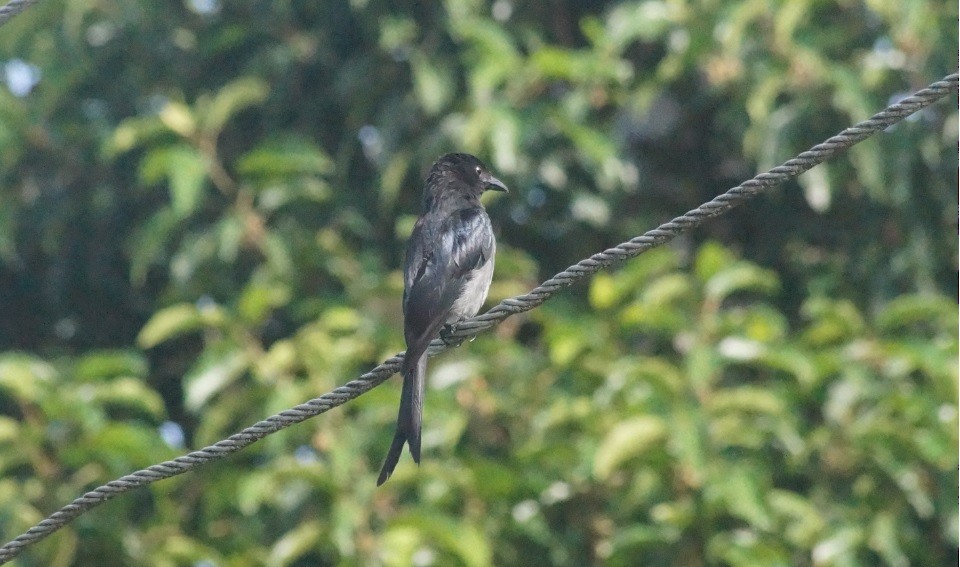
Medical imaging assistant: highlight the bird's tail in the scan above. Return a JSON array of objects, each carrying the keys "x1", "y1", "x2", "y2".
[{"x1": 377, "y1": 352, "x2": 428, "y2": 485}]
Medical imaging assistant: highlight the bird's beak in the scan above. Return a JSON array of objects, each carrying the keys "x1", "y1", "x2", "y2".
[{"x1": 482, "y1": 173, "x2": 508, "y2": 193}]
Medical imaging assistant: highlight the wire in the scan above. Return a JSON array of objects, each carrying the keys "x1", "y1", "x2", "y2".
[
  {"x1": 0, "y1": 72, "x2": 956, "y2": 563},
  {"x1": 0, "y1": 0, "x2": 39, "y2": 27}
]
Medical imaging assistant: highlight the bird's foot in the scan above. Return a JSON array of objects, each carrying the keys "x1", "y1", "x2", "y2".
[{"x1": 440, "y1": 324, "x2": 465, "y2": 347}]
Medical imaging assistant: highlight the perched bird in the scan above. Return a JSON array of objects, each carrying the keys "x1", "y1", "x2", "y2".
[{"x1": 377, "y1": 153, "x2": 507, "y2": 485}]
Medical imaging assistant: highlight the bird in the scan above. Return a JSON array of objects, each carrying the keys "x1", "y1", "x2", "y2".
[{"x1": 377, "y1": 153, "x2": 507, "y2": 485}]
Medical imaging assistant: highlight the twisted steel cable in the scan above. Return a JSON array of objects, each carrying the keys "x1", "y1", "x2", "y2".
[
  {"x1": 0, "y1": 0, "x2": 39, "y2": 27},
  {"x1": 0, "y1": 72, "x2": 956, "y2": 563}
]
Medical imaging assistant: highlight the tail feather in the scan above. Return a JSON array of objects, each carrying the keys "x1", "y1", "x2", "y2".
[{"x1": 377, "y1": 353, "x2": 428, "y2": 485}]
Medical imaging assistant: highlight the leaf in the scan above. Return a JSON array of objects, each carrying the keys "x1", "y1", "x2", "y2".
[
  {"x1": 74, "y1": 350, "x2": 148, "y2": 381},
  {"x1": 708, "y1": 386, "x2": 785, "y2": 417},
  {"x1": 89, "y1": 377, "x2": 166, "y2": 420},
  {"x1": 85, "y1": 423, "x2": 169, "y2": 468},
  {"x1": 0, "y1": 353, "x2": 55, "y2": 401},
  {"x1": 546, "y1": 325, "x2": 587, "y2": 367},
  {"x1": 641, "y1": 273, "x2": 695, "y2": 307},
  {"x1": 166, "y1": 146, "x2": 207, "y2": 217},
  {"x1": 139, "y1": 144, "x2": 208, "y2": 218},
  {"x1": 602, "y1": 2, "x2": 674, "y2": 45},
  {"x1": 0, "y1": 416, "x2": 21, "y2": 446},
  {"x1": 531, "y1": 46, "x2": 582, "y2": 80},
  {"x1": 268, "y1": 520, "x2": 325, "y2": 567},
  {"x1": 236, "y1": 136, "x2": 333, "y2": 179},
  {"x1": 875, "y1": 294, "x2": 957, "y2": 335},
  {"x1": 668, "y1": 409, "x2": 707, "y2": 488},
  {"x1": 801, "y1": 297, "x2": 866, "y2": 345},
  {"x1": 618, "y1": 273, "x2": 693, "y2": 332},
  {"x1": 590, "y1": 252, "x2": 676, "y2": 310},
  {"x1": 201, "y1": 77, "x2": 270, "y2": 136},
  {"x1": 554, "y1": 115, "x2": 619, "y2": 166},
  {"x1": 137, "y1": 303, "x2": 203, "y2": 348},
  {"x1": 710, "y1": 466, "x2": 772, "y2": 530},
  {"x1": 608, "y1": 524, "x2": 680, "y2": 558},
  {"x1": 238, "y1": 281, "x2": 292, "y2": 324},
  {"x1": 589, "y1": 272, "x2": 618, "y2": 309},
  {"x1": 694, "y1": 241, "x2": 737, "y2": 283},
  {"x1": 105, "y1": 115, "x2": 169, "y2": 156},
  {"x1": 184, "y1": 344, "x2": 249, "y2": 411},
  {"x1": 411, "y1": 53, "x2": 453, "y2": 115},
  {"x1": 757, "y1": 347, "x2": 821, "y2": 390},
  {"x1": 704, "y1": 263, "x2": 780, "y2": 304},
  {"x1": 158, "y1": 535, "x2": 222, "y2": 563},
  {"x1": 768, "y1": 489, "x2": 825, "y2": 546},
  {"x1": 159, "y1": 101, "x2": 196, "y2": 138},
  {"x1": 868, "y1": 512, "x2": 910, "y2": 567},
  {"x1": 128, "y1": 206, "x2": 179, "y2": 285},
  {"x1": 593, "y1": 416, "x2": 668, "y2": 480},
  {"x1": 390, "y1": 513, "x2": 492, "y2": 567},
  {"x1": 706, "y1": 530, "x2": 790, "y2": 566},
  {"x1": 811, "y1": 527, "x2": 864, "y2": 565}
]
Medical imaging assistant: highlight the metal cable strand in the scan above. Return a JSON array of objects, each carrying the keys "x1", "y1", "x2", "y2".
[
  {"x1": 0, "y1": 72, "x2": 955, "y2": 564},
  {"x1": 0, "y1": 0, "x2": 39, "y2": 27}
]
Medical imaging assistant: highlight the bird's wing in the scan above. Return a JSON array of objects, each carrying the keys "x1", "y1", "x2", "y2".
[
  {"x1": 402, "y1": 207, "x2": 493, "y2": 360},
  {"x1": 448, "y1": 207, "x2": 494, "y2": 278}
]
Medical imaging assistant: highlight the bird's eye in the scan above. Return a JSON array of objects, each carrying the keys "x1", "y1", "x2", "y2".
[{"x1": 475, "y1": 166, "x2": 482, "y2": 176}]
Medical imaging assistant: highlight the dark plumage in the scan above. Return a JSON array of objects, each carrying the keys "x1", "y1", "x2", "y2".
[{"x1": 377, "y1": 153, "x2": 507, "y2": 485}]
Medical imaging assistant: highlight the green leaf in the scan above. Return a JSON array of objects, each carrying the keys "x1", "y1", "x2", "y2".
[
  {"x1": 609, "y1": 524, "x2": 681, "y2": 558},
  {"x1": 593, "y1": 416, "x2": 668, "y2": 480},
  {"x1": 184, "y1": 343, "x2": 249, "y2": 411},
  {"x1": 411, "y1": 53, "x2": 453, "y2": 115},
  {"x1": 868, "y1": 512, "x2": 910, "y2": 567},
  {"x1": 589, "y1": 272, "x2": 618, "y2": 309},
  {"x1": 238, "y1": 281, "x2": 292, "y2": 324},
  {"x1": 641, "y1": 273, "x2": 695, "y2": 307},
  {"x1": 390, "y1": 513, "x2": 492, "y2": 567},
  {"x1": 201, "y1": 77, "x2": 270, "y2": 136},
  {"x1": 236, "y1": 136, "x2": 333, "y2": 179},
  {"x1": 88, "y1": 377, "x2": 166, "y2": 420},
  {"x1": 705, "y1": 263, "x2": 780, "y2": 304},
  {"x1": 0, "y1": 353, "x2": 54, "y2": 401},
  {"x1": 139, "y1": 144, "x2": 207, "y2": 218},
  {"x1": 167, "y1": 146, "x2": 207, "y2": 217},
  {"x1": 74, "y1": 350, "x2": 148, "y2": 381},
  {"x1": 105, "y1": 115, "x2": 169, "y2": 156},
  {"x1": 709, "y1": 386, "x2": 785, "y2": 417},
  {"x1": 269, "y1": 520, "x2": 325, "y2": 567},
  {"x1": 875, "y1": 294, "x2": 957, "y2": 335},
  {"x1": 159, "y1": 101, "x2": 197, "y2": 137},
  {"x1": 0, "y1": 417, "x2": 20, "y2": 444},
  {"x1": 801, "y1": 297, "x2": 866, "y2": 345},
  {"x1": 531, "y1": 46, "x2": 582, "y2": 80},
  {"x1": 590, "y1": 247, "x2": 681, "y2": 310},
  {"x1": 137, "y1": 303, "x2": 203, "y2": 348},
  {"x1": 602, "y1": 2, "x2": 674, "y2": 45},
  {"x1": 707, "y1": 530, "x2": 790, "y2": 566},
  {"x1": 695, "y1": 241, "x2": 738, "y2": 283},
  {"x1": 85, "y1": 423, "x2": 169, "y2": 468},
  {"x1": 128, "y1": 206, "x2": 179, "y2": 285},
  {"x1": 768, "y1": 490, "x2": 825, "y2": 546},
  {"x1": 711, "y1": 466, "x2": 773, "y2": 530},
  {"x1": 554, "y1": 115, "x2": 619, "y2": 166},
  {"x1": 757, "y1": 347, "x2": 821, "y2": 390},
  {"x1": 669, "y1": 415, "x2": 707, "y2": 488}
]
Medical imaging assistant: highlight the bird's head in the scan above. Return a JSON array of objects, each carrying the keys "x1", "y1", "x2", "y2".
[{"x1": 423, "y1": 153, "x2": 508, "y2": 210}]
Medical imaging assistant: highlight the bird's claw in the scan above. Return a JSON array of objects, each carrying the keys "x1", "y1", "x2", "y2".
[{"x1": 440, "y1": 324, "x2": 465, "y2": 347}]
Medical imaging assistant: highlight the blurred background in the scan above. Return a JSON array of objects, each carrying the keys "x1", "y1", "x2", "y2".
[{"x1": 0, "y1": 0, "x2": 956, "y2": 565}]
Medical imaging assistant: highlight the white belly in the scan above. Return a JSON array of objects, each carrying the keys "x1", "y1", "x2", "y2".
[{"x1": 447, "y1": 249, "x2": 495, "y2": 323}]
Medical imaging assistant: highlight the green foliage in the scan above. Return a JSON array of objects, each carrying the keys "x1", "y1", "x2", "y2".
[{"x1": 0, "y1": 0, "x2": 956, "y2": 565}]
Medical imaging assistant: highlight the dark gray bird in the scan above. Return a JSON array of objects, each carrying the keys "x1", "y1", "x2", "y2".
[{"x1": 377, "y1": 153, "x2": 507, "y2": 485}]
